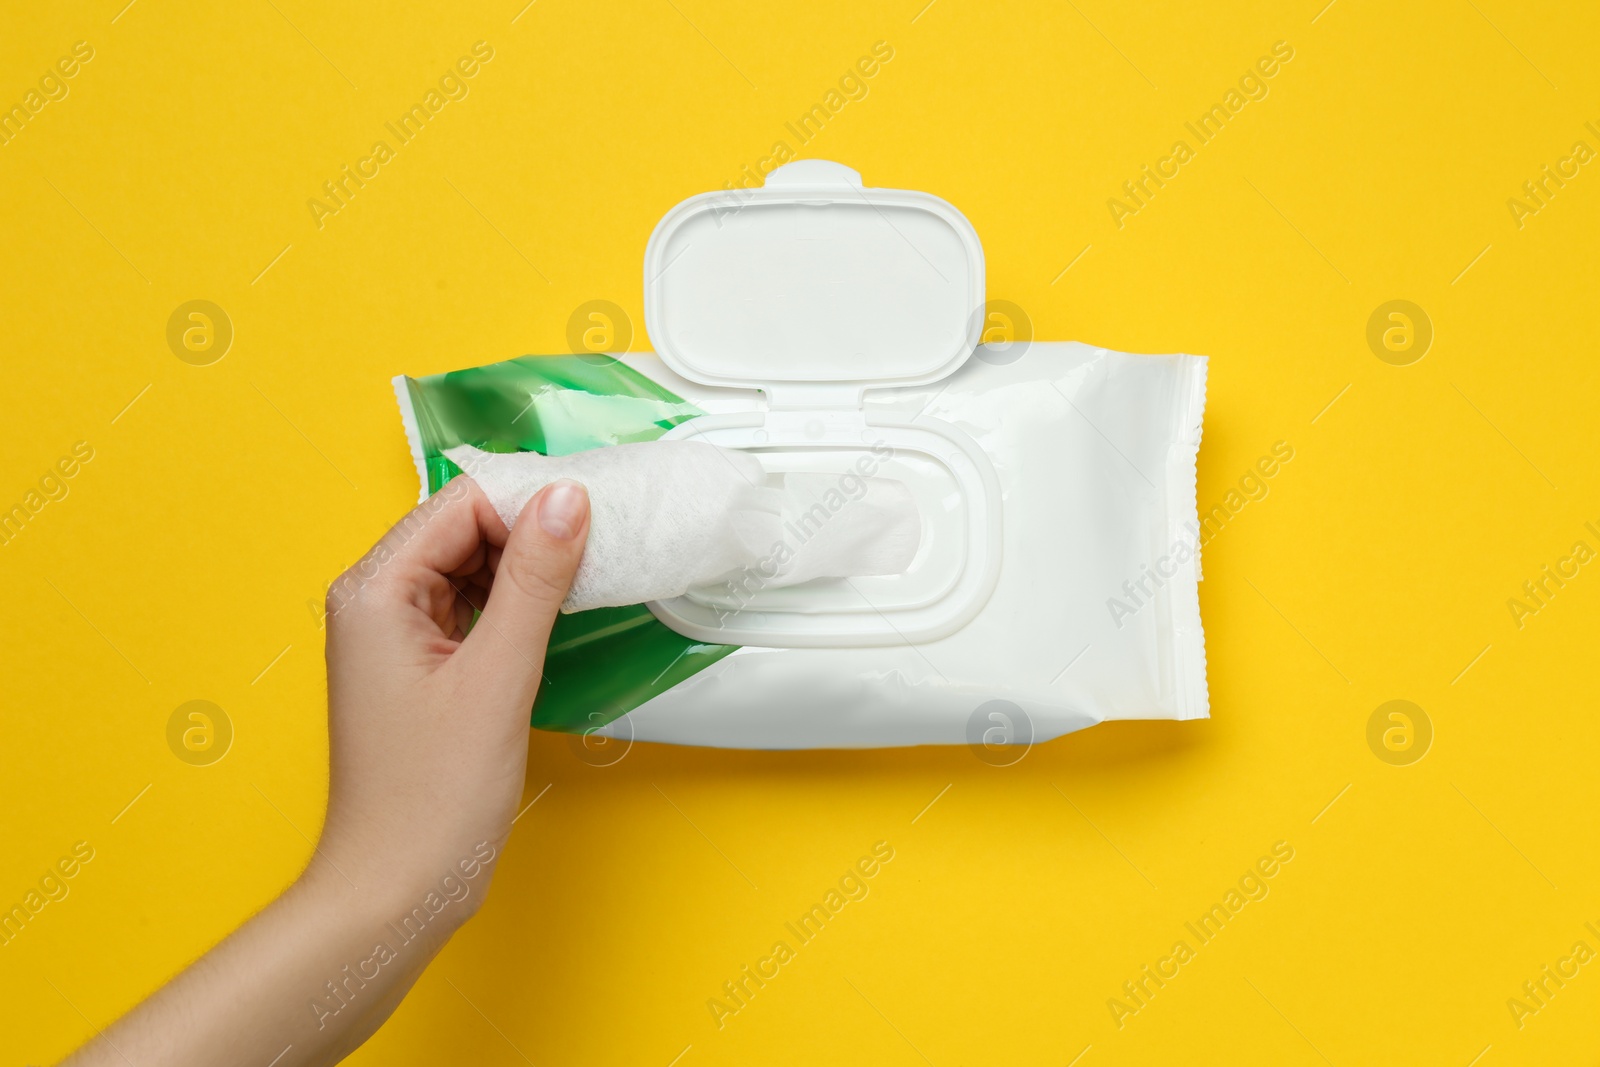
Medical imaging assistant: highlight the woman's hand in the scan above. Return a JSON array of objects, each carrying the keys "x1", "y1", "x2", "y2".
[
  {"x1": 65, "y1": 475, "x2": 589, "y2": 1067},
  {"x1": 318, "y1": 474, "x2": 589, "y2": 913}
]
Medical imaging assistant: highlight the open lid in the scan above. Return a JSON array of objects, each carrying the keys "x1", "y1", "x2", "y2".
[{"x1": 643, "y1": 161, "x2": 985, "y2": 398}]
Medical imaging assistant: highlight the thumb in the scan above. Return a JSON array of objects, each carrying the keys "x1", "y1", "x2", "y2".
[{"x1": 461, "y1": 479, "x2": 590, "y2": 704}]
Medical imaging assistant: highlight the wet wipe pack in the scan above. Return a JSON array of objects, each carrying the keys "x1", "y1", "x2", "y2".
[{"x1": 393, "y1": 161, "x2": 1208, "y2": 749}]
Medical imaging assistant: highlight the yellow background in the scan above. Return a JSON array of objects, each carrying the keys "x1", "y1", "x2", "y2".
[{"x1": 4, "y1": 0, "x2": 1599, "y2": 1063}]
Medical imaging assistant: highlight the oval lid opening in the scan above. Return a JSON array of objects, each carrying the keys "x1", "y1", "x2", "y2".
[{"x1": 643, "y1": 161, "x2": 986, "y2": 393}]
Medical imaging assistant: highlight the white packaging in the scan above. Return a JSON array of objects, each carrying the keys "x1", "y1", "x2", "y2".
[
  {"x1": 395, "y1": 160, "x2": 1209, "y2": 750},
  {"x1": 590, "y1": 341, "x2": 1208, "y2": 749}
]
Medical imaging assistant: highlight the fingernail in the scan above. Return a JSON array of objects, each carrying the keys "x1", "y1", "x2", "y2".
[{"x1": 537, "y1": 480, "x2": 587, "y2": 540}]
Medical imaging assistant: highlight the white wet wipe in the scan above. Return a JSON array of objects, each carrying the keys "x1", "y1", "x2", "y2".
[{"x1": 444, "y1": 443, "x2": 920, "y2": 612}]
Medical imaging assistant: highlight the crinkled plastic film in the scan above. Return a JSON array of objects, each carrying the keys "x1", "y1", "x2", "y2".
[{"x1": 394, "y1": 355, "x2": 739, "y2": 735}]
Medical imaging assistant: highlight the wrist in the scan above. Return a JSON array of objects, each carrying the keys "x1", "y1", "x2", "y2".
[{"x1": 293, "y1": 837, "x2": 502, "y2": 940}]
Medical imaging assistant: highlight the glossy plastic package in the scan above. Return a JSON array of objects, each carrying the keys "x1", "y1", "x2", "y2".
[
  {"x1": 393, "y1": 159, "x2": 1207, "y2": 750},
  {"x1": 393, "y1": 342, "x2": 1208, "y2": 749}
]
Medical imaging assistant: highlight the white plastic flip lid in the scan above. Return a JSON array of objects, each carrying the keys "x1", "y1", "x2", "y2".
[{"x1": 643, "y1": 161, "x2": 985, "y2": 399}]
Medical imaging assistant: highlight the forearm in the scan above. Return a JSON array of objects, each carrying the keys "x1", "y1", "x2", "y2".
[{"x1": 64, "y1": 854, "x2": 465, "y2": 1067}]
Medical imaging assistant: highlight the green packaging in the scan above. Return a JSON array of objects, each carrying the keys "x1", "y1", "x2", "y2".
[{"x1": 393, "y1": 355, "x2": 739, "y2": 734}]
